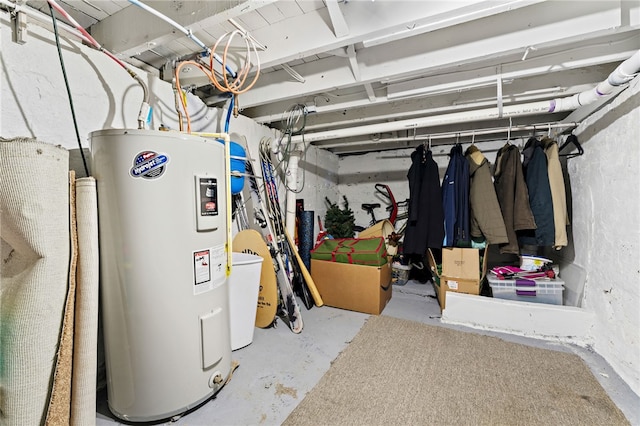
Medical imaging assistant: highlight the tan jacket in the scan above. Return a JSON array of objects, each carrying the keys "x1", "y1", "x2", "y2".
[{"x1": 542, "y1": 137, "x2": 569, "y2": 249}]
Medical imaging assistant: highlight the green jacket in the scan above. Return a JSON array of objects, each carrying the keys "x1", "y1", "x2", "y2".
[{"x1": 466, "y1": 146, "x2": 508, "y2": 245}]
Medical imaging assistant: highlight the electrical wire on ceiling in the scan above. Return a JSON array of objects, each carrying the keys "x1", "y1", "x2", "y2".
[
  {"x1": 174, "y1": 29, "x2": 261, "y2": 133},
  {"x1": 48, "y1": 2, "x2": 89, "y2": 177},
  {"x1": 46, "y1": 0, "x2": 150, "y2": 129}
]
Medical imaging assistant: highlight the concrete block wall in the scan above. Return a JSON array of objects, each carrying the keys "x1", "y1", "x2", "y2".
[
  {"x1": 338, "y1": 149, "x2": 414, "y2": 229},
  {"x1": 567, "y1": 77, "x2": 640, "y2": 396},
  {"x1": 296, "y1": 145, "x2": 340, "y2": 231}
]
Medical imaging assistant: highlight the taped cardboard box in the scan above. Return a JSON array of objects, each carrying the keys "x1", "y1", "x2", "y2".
[
  {"x1": 311, "y1": 259, "x2": 392, "y2": 315},
  {"x1": 427, "y1": 247, "x2": 489, "y2": 310}
]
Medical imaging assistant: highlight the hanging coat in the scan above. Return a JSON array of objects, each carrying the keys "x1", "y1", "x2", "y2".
[
  {"x1": 403, "y1": 145, "x2": 444, "y2": 255},
  {"x1": 441, "y1": 143, "x2": 469, "y2": 247},
  {"x1": 493, "y1": 143, "x2": 536, "y2": 254},
  {"x1": 542, "y1": 137, "x2": 569, "y2": 249},
  {"x1": 520, "y1": 137, "x2": 555, "y2": 247},
  {"x1": 465, "y1": 145, "x2": 508, "y2": 245}
]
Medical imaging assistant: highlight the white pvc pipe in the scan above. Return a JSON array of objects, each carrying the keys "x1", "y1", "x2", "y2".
[
  {"x1": 291, "y1": 102, "x2": 552, "y2": 143},
  {"x1": 292, "y1": 50, "x2": 640, "y2": 144},
  {"x1": 554, "y1": 49, "x2": 640, "y2": 111},
  {"x1": 127, "y1": 0, "x2": 236, "y2": 78},
  {"x1": 284, "y1": 151, "x2": 300, "y2": 239},
  {"x1": 128, "y1": 0, "x2": 206, "y2": 50}
]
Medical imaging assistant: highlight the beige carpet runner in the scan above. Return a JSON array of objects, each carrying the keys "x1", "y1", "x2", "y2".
[
  {"x1": 284, "y1": 315, "x2": 628, "y2": 426},
  {"x1": 1, "y1": 138, "x2": 71, "y2": 425}
]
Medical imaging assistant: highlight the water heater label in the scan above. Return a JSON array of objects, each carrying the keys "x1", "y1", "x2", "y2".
[
  {"x1": 193, "y1": 245, "x2": 226, "y2": 295},
  {"x1": 194, "y1": 249, "x2": 211, "y2": 285},
  {"x1": 198, "y1": 177, "x2": 218, "y2": 216},
  {"x1": 130, "y1": 151, "x2": 169, "y2": 179}
]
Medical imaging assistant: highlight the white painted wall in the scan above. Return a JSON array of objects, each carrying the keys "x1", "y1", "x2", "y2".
[
  {"x1": 0, "y1": 12, "x2": 339, "y2": 240},
  {"x1": 0, "y1": 13, "x2": 223, "y2": 173},
  {"x1": 339, "y1": 149, "x2": 413, "y2": 229},
  {"x1": 568, "y1": 77, "x2": 640, "y2": 396},
  {"x1": 227, "y1": 117, "x2": 339, "y2": 237},
  {"x1": 297, "y1": 145, "x2": 340, "y2": 232}
]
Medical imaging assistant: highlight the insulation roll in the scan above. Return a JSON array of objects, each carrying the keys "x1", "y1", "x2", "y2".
[
  {"x1": 70, "y1": 178, "x2": 100, "y2": 426},
  {"x1": 0, "y1": 138, "x2": 70, "y2": 425},
  {"x1": 299, "y1": 210, "x2": 315, "y2": 271}
]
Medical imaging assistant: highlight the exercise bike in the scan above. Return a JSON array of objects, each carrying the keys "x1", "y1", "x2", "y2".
[{"x1": 353, "y1": 183, "x2": 398, "y2": 232}]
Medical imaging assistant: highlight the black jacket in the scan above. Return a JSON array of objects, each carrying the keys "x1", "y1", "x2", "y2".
[{"x1": 403, "y1": 145, "x2": 445, "y2": 255}]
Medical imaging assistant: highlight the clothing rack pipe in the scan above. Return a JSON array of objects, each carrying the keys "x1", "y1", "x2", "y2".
[
  {"x1": 412, "y1": 122, "x2": 577, "y2": 143},
  {"x1": 315, "y1": 122, "x2": 579, "y2": 149}
]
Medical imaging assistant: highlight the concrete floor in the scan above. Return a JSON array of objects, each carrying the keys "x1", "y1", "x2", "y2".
[{"x1": 96, "y1": 281, "x2": 640, "y2": 426}]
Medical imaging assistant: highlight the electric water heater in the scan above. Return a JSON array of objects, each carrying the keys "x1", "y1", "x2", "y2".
[{"x1": 91, "y1": 129, "x2": 232, "y2": 422}]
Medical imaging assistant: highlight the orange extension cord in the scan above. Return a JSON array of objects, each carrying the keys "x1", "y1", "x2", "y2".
[{"x1": 175, "y1": 29, "x2": 261, "y2": 133}]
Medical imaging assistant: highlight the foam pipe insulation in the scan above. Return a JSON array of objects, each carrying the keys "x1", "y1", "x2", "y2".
[{"x1": 0, "y1": 138, "x2": 70, "y2": 425}]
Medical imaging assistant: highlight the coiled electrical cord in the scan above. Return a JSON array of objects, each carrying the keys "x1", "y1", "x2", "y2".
[
  {"x1": 174, "y1": 29, "x2": 261, "y2": 133},
  {"x1": 275, "y1": 104, "x2": 309, "y2": 193}
]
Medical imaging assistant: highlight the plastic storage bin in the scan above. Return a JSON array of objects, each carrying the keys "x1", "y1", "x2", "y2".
[
  {"x1": 487, "y1": 275, "x2": 564, "y2": 305},
  {"x1": 391, "y1": 263, "x2": 411, "y2": 286},
  {"x1": 229, "y1": 252, "x2": 264, "y2": 350}
]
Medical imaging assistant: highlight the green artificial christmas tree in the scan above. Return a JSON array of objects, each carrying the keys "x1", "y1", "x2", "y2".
[{"x1": 324, "y1": 196, "x2": 355, "y2": 238}]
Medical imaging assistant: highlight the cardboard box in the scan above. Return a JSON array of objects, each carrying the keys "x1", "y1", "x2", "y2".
[
  {"x1": 427, "y1": 247, "x2": 489, "y2": 310},
  {"x1": 311, "y1": 237, "x2": 388, "y2": 266},
  {"x1": 310, "y1": 259, "x2": 392, "y2": 315},
  {"x1": 442, "y1": 247, "x2": 480, "y2": 280}
]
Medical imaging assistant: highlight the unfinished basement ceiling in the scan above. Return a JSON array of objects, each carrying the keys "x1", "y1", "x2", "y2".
[{"x1": 22, "y1": 0, "x2": 640, "y2": 154}]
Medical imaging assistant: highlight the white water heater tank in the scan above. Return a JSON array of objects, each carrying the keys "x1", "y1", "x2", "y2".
[{"x1": 91, "y1": 129, "x2": 232, "y2": 422}]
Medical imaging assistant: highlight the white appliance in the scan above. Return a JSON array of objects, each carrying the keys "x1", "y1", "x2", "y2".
[{"x1": 91, "y1": 129, "x2": 232, "y2": 422}]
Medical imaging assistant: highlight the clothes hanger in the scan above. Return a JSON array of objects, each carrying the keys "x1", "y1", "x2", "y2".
[
  {"x1": 420, "y1": 131, "x2": 428, "y2": 163},
  {"x1": 559, "y1": 133, "x2": 584, "y2": 158},
  {"x1": 526, "y1": 123, "x2": 540, "y2": 146},
  {"x1": 465, "y1": 131, "x2": 480, "y2": 155}
]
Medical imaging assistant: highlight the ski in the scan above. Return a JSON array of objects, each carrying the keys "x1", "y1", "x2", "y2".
[
  {"x1": 240, "y1": 136, "x2": 303, "y2": 333},
  {"x1": 258, "y1": 139, "x2": 314, "y2": 310},
  {"x1": 232, "y1": 192, "x2": 250, "y2": 231}
]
